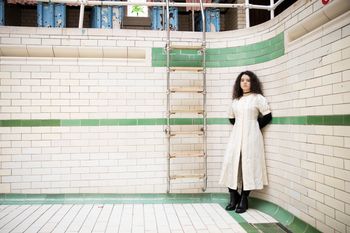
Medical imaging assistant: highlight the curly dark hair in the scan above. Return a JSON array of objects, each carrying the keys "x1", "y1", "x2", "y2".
[{"x1": 232, "y1": 70, "x2": 263, "y2": 99}]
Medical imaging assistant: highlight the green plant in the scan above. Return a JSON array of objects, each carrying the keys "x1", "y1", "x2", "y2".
[{"x1": 131, "y1": 5, "x2": 144, "y2": 16}]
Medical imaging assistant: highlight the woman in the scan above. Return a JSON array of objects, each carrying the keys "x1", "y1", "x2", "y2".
[{"x1": 219, "y1": 71, "x2": 272, "y2": 214}]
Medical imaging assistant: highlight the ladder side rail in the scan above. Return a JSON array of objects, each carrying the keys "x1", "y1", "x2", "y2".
[
  {"x1": 199, "y1": 0, "x2": 207, "y2": 192},
  {"x1": 166, "y1": 0, "x2": 171, "y2": 193}
]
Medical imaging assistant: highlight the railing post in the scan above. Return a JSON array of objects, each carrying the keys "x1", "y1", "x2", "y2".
[
  {"x1": 270, "y1": 0, "x2": 274, "y2": 19},
  {"x1": 245, "y1": 0, "x2": 249, "y2": 28},
  {"x1": 79, "y1": 0, "x2": 86, "y2": 29}
]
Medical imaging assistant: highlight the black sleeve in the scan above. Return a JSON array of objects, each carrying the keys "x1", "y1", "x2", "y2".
[
  {"x1": 258, "y1": 113, "x2": 272, "y2": 129},
  {"x1": 229, "y1": 118, "x2": 235, "y2": 125}
]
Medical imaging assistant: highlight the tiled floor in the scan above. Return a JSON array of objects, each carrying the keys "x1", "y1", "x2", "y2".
[
  {"x1": 0, "y1": 203, "x2": 285, "y2": 233},
  {"x1": 239, "y1": 209, "x2": 277, "y2": 224}
]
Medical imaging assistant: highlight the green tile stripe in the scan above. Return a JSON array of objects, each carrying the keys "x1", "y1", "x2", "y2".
[
  {"x1": 272, "y1": 115, "x2": 350, "y2": 125},
  {"x1": 0, "y1": 119, "x2": 165, "y2": 127},
  {"x1": 152, "y1": 32, "x2": 284, "y2": 67},
  {"x1": 0, "y1": 115, "x2": 349, "y2": 127},
  {"x1": 0, "y1": 193, "x2": 320, "y2": 233}
]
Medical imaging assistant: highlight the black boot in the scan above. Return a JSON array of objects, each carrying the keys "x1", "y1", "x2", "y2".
[
  {"x1": 225, "y1": 188, "x2": 241, "y2": 211},
  {"x1": 235, "y1": 190, "x2": 250, "y2": 213}
]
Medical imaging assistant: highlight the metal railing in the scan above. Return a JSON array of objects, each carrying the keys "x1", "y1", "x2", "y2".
[{"x1": 28, "y1": 0, "x2": 286, "y2": 29}]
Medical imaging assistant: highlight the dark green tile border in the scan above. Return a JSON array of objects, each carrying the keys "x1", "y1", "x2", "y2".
[
  {"x1": 152, "y1": 32, "x2": 284, "y2": 67},
  {"x1": 252, "y1": 223, "x2": 290, "y2": 233},
  {"x1": 0, "y1": 115, "x2": 349, "y2": 127},
  {"x1": 0, "y1": 193, "x2": 320, "y2": 233},
  {"x1": 249, "y1": 198, "x2": 321, "y2": 233}
]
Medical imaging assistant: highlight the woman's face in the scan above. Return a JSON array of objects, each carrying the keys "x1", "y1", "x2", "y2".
[{"x1": 240, "y1": 74, "x2": 251, "y2": 93}]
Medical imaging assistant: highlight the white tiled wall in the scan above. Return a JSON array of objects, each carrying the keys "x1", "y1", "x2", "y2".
[{"x1": 0, "y1": 0, "x2": 349, "y2": 232}]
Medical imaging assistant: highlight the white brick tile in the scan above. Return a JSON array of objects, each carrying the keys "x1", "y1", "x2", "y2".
[
  {"x1": 341, "y1": 46, "x2": 350, "y2": 59},
  {"x1": 2, "y1": 92, "x2": 20, "y2": 99},
  {"x1": 333, "y1": 147, "x2": 350, "y2": 159},
  {"x1": 1, "y1": 133, "x2": 21, "y2": 141},
  {"x1": 1, "y1": 78, "x2": 20, "y2": 85},
  {"x1": 306, "y1": 96, "x2": 322, "y2": 106},
  {"x1": 306, "y1": 77, "x2": 322, "y2": 88},
  {"x1": 314, "y1": 65, "x2": 332, "y2": 77},
  {"x1": 307, "y1": 135, "x2": 323, "y2": 144},
  {"x1": 21, "y1": 92, "x2": 40, "y2": 99},
  {"x1": 21, "y1": 38, "x2": 41, "y2": 45},
  {"x1": 308, "y1": 207, "x2": 325, "y2": 222},
  {"x1": 325, "y1": 176, "x2": 345, "y2": 190},
  {"x1": 301, "y1": 178, "x2": 316, "y2": 190},
  {"x1": 332, "y1": 127, "x2": 350, "y2": 138},
  {"x1": 314, "y1": 85, "x2": 332, "y2": 97},
  {"x1": 332, "y1": 58, "x2": 350, "y2": 73},
  {"x1": 42, "y1": 39, "x2": 61, "y2": 45},
  {"x1": 2, "y1": 176, "x2": 22, "y2": 182},
  {"x1": 322, "y1": 51, "x2": 342, "y2": 65},
  {"x1": 40, "y1": 65, "x2": 60, "y2": 72},
  {"x1": 32, "y1": 168, "x2": 51, "y2": 175},
  {"x1": 325, "y1": 216, "x2": 346, "y2": 233},
  {"x1": 342, "y1": 69, "x2": 350, "y2": 82},
  {"x1": 315, "y1": 144, "x2": 333, "y2": 156},
  {"x1": 317, "y1": 202, "x2": 335, "y2": 218},
  {"x1": 2, "y1": 147, "x2": 21, "y2": 154},
  {"x1": 301, "y1": 160, "x2": 316, "y2": 171},
  {"x1": 135, "y1": 41, "x2": 153, "y2": 47},
  {"x1": 344, "y1": 137, "x2": 350, "y2": 148},
  {"x1": 335, "y1": 189, "x2": 350, "y2": 206},
  {"x1": 299, "y1": 88, "x2": 315, "y2": 98},
  {"x1": 30, "y1": 113, "x2": 50, "y2": 119},
  {"x1": 324, "y1": 136, "x2": 343, "y2": 147},
  {"x1": 0, "y1": 184, "x2": 10, "y2": 193},
  {"x1": 335, "y1": 210, "x2": 349, "y2": 229},
  {"x1": 341, "y1": 23, "x2": 350, "y2": 37},
  {"x1": 316, "y1": 182, "x2": 335, "y2": 197},
  {"x1": 11, "y1": 113, "x2": 30, "y2": 119},
  {"x1": 12, "y1": 100, "x2": 31, "y2": 106},
  {"x1": 323, "y1": 93, "x2": 344, "y2": 105},
  {"x1": 61, "y1": 39, "x2": 80, "y2": 46},
  {"x1": 81, "y1": 40, "x2": 98, "y2": 46},
  {"x1": 12, "y1": 169, "x2": 31, "y2": 175},
  {"x1": 313, "y1": 126, "x2": 332, "y2": 135},
  {"x1": 1, "y1": 37, "x2": 21, "y2": 44},
  {"x1": 22, "y1": 106, "x2": 41, "y2": 112},
  {"x1": 0, "y1": 85, "x2": 11, "y2": 93},
  {"x1": 332, "y1": 35, "x2": 350, "y2": 52},
  {"x1": 306, "y1": 153, "x2": 323, "y2": 164},
  {"x1": 32, "y1": 181, "x2": 52, "y2": 189},
  {"x1": 117, "y1": 40, "x2": 135, "y2": 46},
  {"x1": 0, "y1": 140, "x2": 11, "y2": 147},
  {"x1": 333, "y1": 81, "x2": 350, "y2": 94}
]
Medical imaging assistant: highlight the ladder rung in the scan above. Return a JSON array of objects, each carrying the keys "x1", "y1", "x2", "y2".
[
  {"x1": 170, "y1": 174, "x2": 205, "y2": 180},
  {"x1": 170, "y1": 45, "x2": 203, "y2": 50},
  {"x1": 170, "y1": 151, "x2": 205, "y2": 158},
  {"x1": 170, "y1": 131, "x2": 204, "y2": 137},
  {"x1": 170, "y1": 110, "x2": 204, "y2": 115},
  {"x1": 170, "y1": 87, "x2": 203, "y2": 93},
  {"x1": 170, "y1": 67, "x2": 204, "y2": 72}
]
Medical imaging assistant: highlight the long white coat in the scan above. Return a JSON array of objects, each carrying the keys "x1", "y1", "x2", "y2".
[{"x1": 219, "y1": 93, "x2": 271, "y2": 190}]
